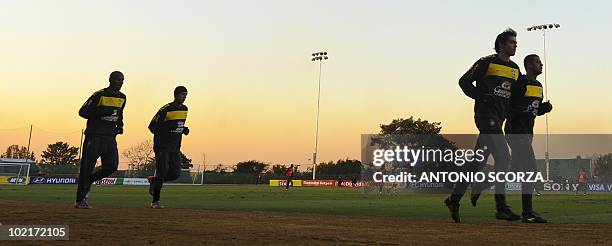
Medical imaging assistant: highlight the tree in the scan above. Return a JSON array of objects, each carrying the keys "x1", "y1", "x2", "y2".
[
  {"x1": 374, "y1": 117, "x2": 456, "y2": 153},
  {"x1": 234, "y1": 160, "x2": 268, "y2": 174},
  {"x1": 316, "y1": 159, "x2": 362, "y2": 176},
  {"x1": 180, "y1": 152, "x2": 193, "y2": 169},
  {"x1": 379, "y1": 116, "x2": 443, "y2": 135},
  {"x1": 1, "y1": 144, "x2": 36, "y2": 162},
  {"x1": 368, "y1": 117, "x2": 458, "y2": 175},
  {"x1": 594, "y1": 153, "x2": 612, "y2": 180},
  {"x1": 270, "y1": 164, "x2": 287, "y2": 176},
  {"x1": 122, "y1": 140, "x2": 155, "y2": 170},
  {"x1": 41, "y1": 142, "x2": 79, "y2": 165},
  {"x1": 212, "y1": 164, "x2": 230, "y2": 173}
]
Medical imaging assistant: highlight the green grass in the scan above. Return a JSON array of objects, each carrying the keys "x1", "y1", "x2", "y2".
[{"x1": 2, "y1": 184, "x2": 612, "y2": 224}]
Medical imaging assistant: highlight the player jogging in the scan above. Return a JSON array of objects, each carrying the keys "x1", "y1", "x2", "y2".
[
  {"x1": 147, "y1": 86, "x2": 190, "y2": 209},
  {"x1": 75, "y1": 71, "x2": 126, "y2": 209},
  {"x1": 444, "y1": 28, "x2": 521, "y2": 222},
  {"x1": 504, "y1": 54, "x2": 552, "y2": 223}
]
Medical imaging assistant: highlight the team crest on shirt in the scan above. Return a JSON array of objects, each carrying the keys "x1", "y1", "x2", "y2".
[
  {"x1": 170, "y1": 121, "x2": 185, "y2": 134},
  {"x1": 525, "y1": 100, "x2": 541, "y2": 116},
  {"x1": 493, "y1": 81, "x2": 512, "y2": 98},
  {"x1": 501, "y1": 81, "x2": 512, "y2": 90}
]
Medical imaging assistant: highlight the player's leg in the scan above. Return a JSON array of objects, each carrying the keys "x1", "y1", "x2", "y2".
[
  {"x1": 285, "y1": 177, "x2": 292, "y2": 190},
  {"x1": 446, "y1": 122, "x2": 492, "y2": 223},
  {"x1": 488, "y1": 133, "x2": 519, "y2": 220},
  {"x1": 150, "y1": 151, "x2": 169, "y2": 208},
  {"x1": 468, "y1": 134, "x2": 494, "y2": 207},
  {"x1": 509, "y1": 135, "x2": 535, "y2": 216},
  {"x1": 165, "y1": 151, "x2": 181, "y2": 182},
  {"x1": 151, "y1": 151, "x2": 180, "y2": 208},
  {"x1": 91, "y1": 137, "x2": 119, "y2": 182},
  {"x1": 470, "y1": 118, "x2": 518, "y2": 220},
  {"x1": 465, "y1": 117, "x2": 507, "y2": 208},
  {"x1": 75, "y1": 135, "x2": 101, "y2": 208},
  {"x1": 519, "y1": 137, "x2": 547, "y2": 223},
  {"x1": 510, "y1": 135, "x2": 534, "y2": 213}
]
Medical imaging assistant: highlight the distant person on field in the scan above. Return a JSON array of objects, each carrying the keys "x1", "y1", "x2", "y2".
[
  {"x1": 577, "y1": 167, "x2": 588, "y2": 195},
  {"x1": 284, "y1": 164, "x2": 294, "y2": 191}
]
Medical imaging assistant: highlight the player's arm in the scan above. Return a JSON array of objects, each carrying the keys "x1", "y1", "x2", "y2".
[
  {"x1": 536, "y1": 82, "x2": 553, "y2": 116},
  {"x1": 116, "y1": 97, "x2": 126, "y2": 134},
  {"x1": 458, "y1": 59, "x2": 487, "y2": 100},
  {"x1": 78, "y1": 91, "x2": 112, "y2": 119},
  {"x1": 512, "y1": 75, "x2": 533, "y2": 116},
  {"x1": 183, "y1": 105, "x2": 190, "y2": 135},
  {"x1": 148, "y1": 107, "x2": 169, "y2": 134},
  {"x1": 537, "y1": 101, "x2": 552, "y2": 116}
]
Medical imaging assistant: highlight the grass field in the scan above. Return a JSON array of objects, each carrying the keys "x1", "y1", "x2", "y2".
[{"x1": 1, "y1": 185, "x2": 612, "y2": 245}]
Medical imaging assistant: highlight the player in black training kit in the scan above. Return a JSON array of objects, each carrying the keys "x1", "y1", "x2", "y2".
[
  {"x1": 75, "y1": 71, "x2": 126, "y2": 209},
  {"x1": 444, "y1": 29, "x2": 521, "y2": 222},
  {"x1": 147, "y1": 86, "x2": 190, "y2": 209},
  {"x1": 505, "y1": 54, "x2": 552, "y2": 223}
]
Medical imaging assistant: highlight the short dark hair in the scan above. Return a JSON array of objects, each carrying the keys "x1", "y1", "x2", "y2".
[
  {"x1": 174, "y1": 86, "x2": 188, "y2": 96},
  {"x1": 494, "y1": 28, "x2": 517, "y2": 53},
  {"x1": 109, "y1": 71, "x2": 123, "y2": 80},
  {"x1": 524, "y1": 54, "x2": 540, "y2": 68}
]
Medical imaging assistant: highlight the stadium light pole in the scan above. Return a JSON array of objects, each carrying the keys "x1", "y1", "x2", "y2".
[
  {"x1": 311, "y1": 51, "x2": 329, "y2": 180},
  {"x1": 26, "y1": 125, "x2": 32, "y2": 162},
  {"x1": 527, "y1": 23, "x2": 561, "y2": 181}
]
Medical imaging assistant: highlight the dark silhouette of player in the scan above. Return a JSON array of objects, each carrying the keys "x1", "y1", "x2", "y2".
[
  {"x1": 75, "y1": 71, "x2": 126, "y2": 209},
  {"x1": 444, "y1": 29, "x2": 522, "y2": 222},
  {"x1": 147, "y1": 86, "x2": 190, "y2": 209},
  {"x1": 505, "y1": 54, "x2": 552, "y2": 223}
]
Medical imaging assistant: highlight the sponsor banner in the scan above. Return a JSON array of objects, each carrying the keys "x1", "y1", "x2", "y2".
[
  {"x1": 30, "y1": 176, "x2": 78, "y2": 184},
  {"x1": 269, "y1": 179, "x2": 302, "y2": 187},
  {"x1": 269, "y1": 180, "x2": 365, "y2": 188},
  {"x1": 482, "y1": 182, "x2": 527, "y2": 191},
  {"x1": 0, "y1": 176, "x2": 29, "y2": 184},
  {"x1": 408, "y1": 182, "x2": 446, "y2": 189},
  {"x1": 505, "y1": 182, "x2": 522, "y2": 191},
  {"x1": 337, "y1": 180, "x2": 365, "y2": 188},
  {"x1": 270, "y1": 179, "x2": 365, "y2": 188},
  {"x1": 544, "y1": 182, "x2": 612, "y2": 192},
  {"x1": 94, "y1": 178, "x2": 121, "y2": 185},
  {"x1": 302, "y1": 180, "x2": 335, "y2": 187},
  {"x1": 123, "y1": 178, "x2": 149, "y2": 185}
]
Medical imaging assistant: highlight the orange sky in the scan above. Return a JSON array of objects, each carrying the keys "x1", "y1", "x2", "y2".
[{"x1": 1, "y1": 1, "x2": 611, "y2": 169}]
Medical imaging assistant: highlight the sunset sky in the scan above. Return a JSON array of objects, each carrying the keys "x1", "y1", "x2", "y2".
[{"x1": 1, "y1": 0, "x2": 611, "y2": 169}]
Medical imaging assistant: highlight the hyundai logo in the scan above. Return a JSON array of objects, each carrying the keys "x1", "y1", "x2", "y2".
[{"x1": 32, "y1": 177, "x2": 46, "y2": 183}]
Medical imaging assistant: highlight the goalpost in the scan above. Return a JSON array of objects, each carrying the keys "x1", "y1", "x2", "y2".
[
  {"x1": 0, "y1": 162, "x2": 31, "y2": 185},
  {"x1": 151, "y1": 165, "x2": 204, "y2": 185}
]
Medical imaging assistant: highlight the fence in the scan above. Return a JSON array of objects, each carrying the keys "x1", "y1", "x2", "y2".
[{"x1": 26, "y1": 164, "x2": 359, "y2": 185}]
